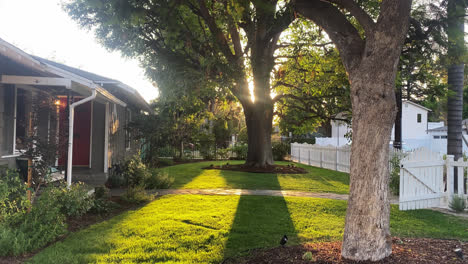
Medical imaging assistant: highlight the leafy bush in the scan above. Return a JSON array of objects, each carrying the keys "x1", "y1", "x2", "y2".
[
  {"x1": 41, "y1": 182, "x2": 93, "y2": 218},
  {"x1": 144, "y1": 169, "x2": 174, "y2": 189},
  {"x1": 0, "y1": 169, "x2": 30, "y2": 225},
  {"x1": 107, "y1": 155, "x2": 151, "y2": 188},
  {"x1": 272, "y1": 142, "x2": 289, "y2": 161},
  {"x1": 231, "y1": 144, "x2": 248, "y2": 160},
  {"x1": 200, "y1": 146, "x2": 215, "y2": 160},
  {"x1": 123, "y1": 155, "x2": 150, "y2": 187},
  {"x1": 389, "y1": 155, "x2": 402, "y2": 195},
  {"x1": 94, "y1": 186, "x2": 110, "y2": 200},
  {"x1": 217, "y1": 148, "x2": 230, "y2": 160},
  {"x1": 158, "y1": 158, "x2": 174, "y2": 167},
  {"x1": 157, "y1": 145, "x2": 176, "y2": 157},
  {"x1": 197, "y1": 132, "x2": 216, "y2": 160},
  {"x1": 121, "y1": 186, "x2": 154, "y2": 204},
  {"x1": 449, "y1": 194, "x2": 466, "y2": 213},
  {"x1": 290, "y1": 136, "x2": 316, "y2": 144},
  {"x1": 0, "y1": 186, "x2": 67, "y2": 256}
]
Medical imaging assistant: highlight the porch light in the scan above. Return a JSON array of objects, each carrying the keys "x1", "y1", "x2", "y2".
[{"x1": 54, "y1": 100, "x2": 61, "y2": 106}]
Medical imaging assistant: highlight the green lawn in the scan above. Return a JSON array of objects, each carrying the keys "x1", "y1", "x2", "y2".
[
  {"x1": 163, "y1": 161, "x2": 350, "y2": 194},
  {"x1": 31, "y1": 195, "x2": 468, "y2": 264}
]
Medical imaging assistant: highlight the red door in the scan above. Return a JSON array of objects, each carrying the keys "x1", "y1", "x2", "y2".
[{"x1": 58, "y1": 99, "x2": 91, "y2": 166}]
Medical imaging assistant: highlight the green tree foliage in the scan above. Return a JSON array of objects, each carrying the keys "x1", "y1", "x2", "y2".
[
  {"x1": 273, "y1": 19, "x2": 351, "y2": 134},
  {"x1": 398, "y1": 2, "x2": 447, "y2": 102},
  {"x1": 64, "y1": 0, "x2": 296, "y2": 166}
]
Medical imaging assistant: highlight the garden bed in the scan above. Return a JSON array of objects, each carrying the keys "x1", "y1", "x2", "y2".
[
  {"x1": 228, "y1": 237, "x2": 467, "y2": 264},
  {"x1": 0, "y1": 196, "x2": 140, "y2": 264},
  {"x1": 203, "y1": 164, "x2": 307, "y2": 174}
]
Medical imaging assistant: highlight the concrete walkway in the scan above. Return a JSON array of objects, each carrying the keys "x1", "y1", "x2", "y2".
[{"x1": 111, "y1": 188, "x2": 400, "y2": 204}]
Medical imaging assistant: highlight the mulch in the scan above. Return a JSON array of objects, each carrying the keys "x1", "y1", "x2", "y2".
[
  {"x1": 0, "y1": 196, "x2": 139, "y2": 264},
  {"x1": 204, "y1": 164, "x2": 308, "y2": 174},
  {"x1": 228, "y1": 238, "x2": 468, "y2": 264}
]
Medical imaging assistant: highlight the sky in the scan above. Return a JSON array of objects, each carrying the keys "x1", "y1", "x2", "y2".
[{"x1": 0, "y1": 0, "x2": 158, "y2": 102}]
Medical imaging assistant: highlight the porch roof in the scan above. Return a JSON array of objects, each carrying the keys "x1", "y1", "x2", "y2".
[
  {"x1": 0, "y1": 37, "x2": 152, "y2": 110},
  {"x1": 32, "y1": 56, "x2": 152, "y2": 113}
]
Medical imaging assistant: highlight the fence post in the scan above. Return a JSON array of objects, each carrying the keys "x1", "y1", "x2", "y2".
[
  {"x1": 308, "y1": 149, "x2": 311, "y2": 165},
  {"x1": 456, "y1": 157, "x2": 465, "y2": 195},
  {"x1": 446, "y1": 155, "x2": 454, "y2": 201},
  {"x1": 335, "y1": 147, "x2": 338, "y2": 171},
  {"x1": 320, "y1": 147, "x2": 323, "y2": 168},
  {"x1": 298, "y1": 145, "x2": 301, "y2": 163}
]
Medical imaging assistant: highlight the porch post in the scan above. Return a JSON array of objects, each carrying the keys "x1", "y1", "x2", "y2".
[{"x1": 104, "y1": 102, "x2": 109, "y2": 173}]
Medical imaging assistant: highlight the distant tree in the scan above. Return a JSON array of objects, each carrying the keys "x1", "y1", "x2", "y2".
[
  {"x1": 394, "y1": 1, "x2": 447, "y2": 148},
  {"x1": 65, "y1": 0, "x2": 296, "y2": 167},
  {"x1": 446, "y1": 0, "x2": 466, "y2": 190}
]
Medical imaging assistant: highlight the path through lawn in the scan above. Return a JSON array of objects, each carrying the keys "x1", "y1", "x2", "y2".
[
  {"x1": 163, "y1": 161, "x2": 350, "y2": 194},
  {"x1": 31, "y1": 195, "x2": 468, "y2": 264}
]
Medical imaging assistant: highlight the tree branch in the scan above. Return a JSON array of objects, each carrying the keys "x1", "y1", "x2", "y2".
[
  {"x1": 295, "y1": 0, "x2": 365, "y2": 73},
  {"x1": 198, "y1": 0, "x2": 236, "y2": 63},
  {"x1": 326, "y1": 0, "x2": 375, "y2": 34}
]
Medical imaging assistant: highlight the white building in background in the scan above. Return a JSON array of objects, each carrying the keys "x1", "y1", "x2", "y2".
[
  {"x1": 327, "y1": 101, "x2": 432, "y2": 147},
  {"x1": 323, "y1": 101, "x2": 468, "y2": 154},
  {"x1": 390, "y1": 101, "x2": 430, "y2": 140}
]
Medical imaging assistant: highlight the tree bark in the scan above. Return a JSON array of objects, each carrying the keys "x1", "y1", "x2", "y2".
[
  {"x1": 343, "y1": 66, "x2": 396, "y2": 261},
  {"x1": 241, "y1": 59, "x2": 275, "y2": 167},
  {"x1": 296, "y1": 0, "x2": 412, "y2": 261},
  {"x1": 244, "y1": 102, "x2": 274, "y2": 167},
  {"x1": 447, "y1": 0, "x2": 465, "y2": 192}
]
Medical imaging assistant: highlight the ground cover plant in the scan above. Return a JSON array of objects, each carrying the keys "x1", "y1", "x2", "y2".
[
  {"x1": 162, "y1": 161, "x2": 350, "y2": 194},
  {"x1": 0, "y1": 169, "x2": 135, "y2": 258},
  {"x1": 30, "y1": 195, "x2": 468, "y2": 264}
]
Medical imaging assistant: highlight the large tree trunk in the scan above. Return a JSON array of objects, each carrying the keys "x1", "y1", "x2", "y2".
[
  {"x1": 295, "y1": 0, "x2": 411, "y2": 261},
  {"x1": 342, "y1": 68, "x2": 396, "y2": 261},
  {"x1": 244, "y1": 102, "x2": 274, "y2": 167}
]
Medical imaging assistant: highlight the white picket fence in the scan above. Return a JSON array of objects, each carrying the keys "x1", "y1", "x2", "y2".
[
  {"x1": 399, "y1": 148, "x2": 467, "y2": 210},
  {"x1": 291, "y1": 143, "x2": 351, "y2": 172},
  {"x1": 292, "y1": 144, "x2": 468, "y2": 211},
  {"x1": 290, "y1": 143, "x2": 404, "y2": 173}
]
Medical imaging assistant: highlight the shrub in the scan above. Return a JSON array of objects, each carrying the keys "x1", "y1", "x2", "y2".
[
  {"x1": 107, "y1": 173, "x2": 126, "y2": 188},
  {"x1": 217, "y1": 148, "x2": 230, "y2": 160},
  {"x1": 200, "y1": 146, "x2": 215, "y2": 160},
  {"x1": 449, "y1": 194, "x2": 466, "y2": 213},
  {"x1": 124, "y1": 155, "x2": 150, "y2": 187},
  {"x1": 94, "y1": 186, "x2": 110, "y2": 200},
  {"x1": 389, "y1": 155, "x2": 402, "y2": 195},
  {"x1": 144, "y1": 169, "x2": 174, "y2": 189},
  {"x1": 121, "y1": 186, "x2": 154, "y2": 204},
  {"x1": 107, "y1": 155, "x2": 151, "y2": 188},
  {"x1": 41, "y1": 182, "x2": 93, "y2": 217},
  {"x1": 272, "y1": 142, "x2": 289, "y2": 161},
  {"x1": 87, "y1": 186, "x2": 118, "y2": 214},
  {"x1": 231, "y1": 144, "x2": 248, "y2": 160},
  {"x1": 158, "y1": 158, "x2": 174, "y2": 167},
  {"x1": 0, "y1": 169, "x2": 30, "y2": 225},
  {"x1": 0, "y1": 189, "x2": 67, "y2": 256}
]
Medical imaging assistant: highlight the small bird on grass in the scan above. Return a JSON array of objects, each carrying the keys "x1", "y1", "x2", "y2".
[
  {"x1": 454, "y1": 248, "x2": 464, "y2": 260},
  {"x1": 280, "y1": 235, "x2": 288, "y2": 247}
]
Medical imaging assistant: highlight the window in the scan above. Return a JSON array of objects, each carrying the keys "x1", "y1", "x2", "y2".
[
  {"x1": 125, "y1": 108, "x2": 131, "y2": 150},
  {"x1": 441, "y1": 136, "x2": 447, "y2": 139},
  {"x1": 433, "y1": 136, "x2": 440, "y2": 139},
  {"x1": 417, "y1": 113, "x2": 422, "y2": 123}
]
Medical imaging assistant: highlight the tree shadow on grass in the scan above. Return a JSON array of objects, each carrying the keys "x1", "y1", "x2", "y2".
[{"x1": 222, "y1": 174, "x2": 298, "y2": 261}]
